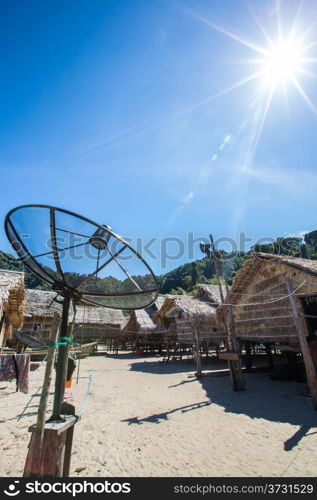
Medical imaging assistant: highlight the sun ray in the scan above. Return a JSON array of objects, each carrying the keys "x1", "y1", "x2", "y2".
[
  {"x1": 248, "y1": 6, "x2": 274, "y2": 49},
  {"x1": 289, "y1": 0, "x2": 305, "y2": 40},
  {"x1": 275, "y1": 0, "x2": 283, "y2": 44},
  {"x1": 297, "y1": 18, "x2": 317, "y2": 47},
  {"x1": 187, "y1": 9, "x2": 268, "y2": 55},
  {"x1": 151, "y1": 71, "x2": 266, "y2": 126},
  {"x1": 298, "y1": 68, "x2": 317, "y2": 79},
  {"x1": 282, "y1": 80, "x2": 291, "y2": 124},
  {"x1": 300, "y1": 38, "x2": 317, "y2": 53},
  {"x1": 291, "y1": 75, "x2": 317, "y2": 115},
  {"x1": 251, "y1": 85, "x2": 275, "y2": 161}
]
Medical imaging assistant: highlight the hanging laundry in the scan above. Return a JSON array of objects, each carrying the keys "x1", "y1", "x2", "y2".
[{"x1": 0, "y1": 354, "x2": 30, "y2": 394}]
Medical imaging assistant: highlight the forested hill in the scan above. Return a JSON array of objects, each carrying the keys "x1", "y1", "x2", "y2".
[
  {"x1": 1, "y1": 230, "x2": 317, "y2": 295},
  {"x1": 158, "y1": 231, "x2": 317, "y2": 294}
]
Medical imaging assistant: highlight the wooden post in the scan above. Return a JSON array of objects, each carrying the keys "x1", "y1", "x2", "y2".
[
  {"x1": 193, "y1": 321, "x2": 202, "y2": 378},
  {"x1": 285, "y1": 279, "x2": 317, "y2": 410},
  {"x1": 26, "y1": 416, "x2": 78, "y2": 477},
  {"x1": 245, "y1": 342, "x2": 253, "y2": 372},
  {"x1": 24, "y1": 313, "x2": 61, "y2": 477},
  {"x1": 220, "y1": 266, "x2": 245, "y2": 391},
  {"x1": 264, "y1": 342, "x2": 274, "y2": 371},
  {"x1": 208, "y1": 235, "x2": 244, "y2": 390}
]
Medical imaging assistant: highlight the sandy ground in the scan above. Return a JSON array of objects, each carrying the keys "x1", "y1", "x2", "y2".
[{"x1": 1, "y1": 352, "x2": 317, "y2": 477}]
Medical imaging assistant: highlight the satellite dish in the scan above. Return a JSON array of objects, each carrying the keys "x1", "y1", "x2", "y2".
[
  {"x1": 5, "y1": 204, "x2": 158, "y2": 310},
  {"x1": 5, "y1": 204, "x2": 159, "y2": 421}
]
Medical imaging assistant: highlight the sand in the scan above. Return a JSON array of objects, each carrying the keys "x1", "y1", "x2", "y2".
[{"x1": 1, "y1": 353, "x2": 317, "y2": 477}]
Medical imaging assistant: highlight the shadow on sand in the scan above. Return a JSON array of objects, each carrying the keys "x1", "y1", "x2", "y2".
[
  {"x1": 129, "y1": 356, "x2": 227, "y2": 375},
  {"x1": 128, "y1": 357, "x2": 316, "y2": 450},
  {"x1": 121, "y1": 400, "x2": 212, "y2": 425},
  {"x1": 198, "y1": 371, "x2": 317, "y2": 451}
]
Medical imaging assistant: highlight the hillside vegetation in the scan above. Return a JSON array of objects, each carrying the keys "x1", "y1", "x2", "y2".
[{"x1": 1, "y1": 231, "x2": 317, "y2": 295}]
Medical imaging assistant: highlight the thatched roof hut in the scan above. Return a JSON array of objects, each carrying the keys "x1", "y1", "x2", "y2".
[
  {"x1": 154, "y1": 294, "x2": 225, "y2": 344},
  {"x1": 217, "y1": 253, "x2": 317, "y2": 345},
  {"x1": 124, "y1": 308, "x2": 156, "y2": 334},
  {"x1": 124, "y1": 296, "x2": 167, "y2": 334},
  {"x1": 154, "y1": 295, "x2": 217, "y2": 323},
  {"x1": 0, "y1": 269, "x2": 25, "y2": 346},
  {"x1": 23, "y1": 289, "x2": 125, "y2": 341}
]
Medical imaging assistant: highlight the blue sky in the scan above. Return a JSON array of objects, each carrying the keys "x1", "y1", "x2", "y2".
[{"x1": 1, "y1": 0, "x2": 317, "y2": 274}]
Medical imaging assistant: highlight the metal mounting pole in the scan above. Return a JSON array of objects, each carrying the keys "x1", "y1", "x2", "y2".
[{"x1": 50, "y1": 294, "x2": 71, "y2": 421}]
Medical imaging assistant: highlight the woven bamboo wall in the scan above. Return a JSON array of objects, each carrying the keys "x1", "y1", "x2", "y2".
[
  {"x1": 231, "y1": 260, "x2": 314, "y2": 344},
  {"x1": 175, "y1": 319, "x2": 226, "y2": 345}
]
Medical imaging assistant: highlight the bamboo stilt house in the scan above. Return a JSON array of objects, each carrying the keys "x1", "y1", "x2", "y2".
[
  {"x1": 124, "y1": 296, "x2": 166, "y2": 334},
  {"x1": 122, "y1": 297, "x2": 167, "y2": 350},
  {"x1": 154, "y1": 293, "x2": 226, "y2": 346},
  {"x1": 216, "y1": 253, "x2": 317, "y2": 407},
  {"x1": 73, "y1": 306, "x2": 126, "y2": 342},
  {"x1": 0, "y1": 269, "x2": 26, "y2": 347},
  {"x1": 23, "y1": 289, "x2": 125, "y2": 342},
  {"x1": 216, "y1": 253, "x2": 317, "y2": 346}
]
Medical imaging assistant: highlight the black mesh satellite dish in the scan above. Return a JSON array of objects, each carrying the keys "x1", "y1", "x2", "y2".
[
  {"x1": 5, "y1": 204, "x2": 158, "y2": 310},
  {"x1": 5, "y1": 204, "x2": 159, "y2": 420}
]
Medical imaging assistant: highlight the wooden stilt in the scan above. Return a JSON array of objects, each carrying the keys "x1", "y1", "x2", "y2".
[
  {"x1": 286, "y1": 279, "x2": 317, "y2": 410},
  {"x1": 264, "y1": 342, "x2": 274, "y2": 371},
  {"x1": 245, "y1": 342, "x2": 253, "y2": 372},
  {"x1": 224, "y1": 283, "x2": 245, "y2": 391},
  {"x1": 24, "y1": 313, "x2": 61, "y2": 477},
  {"x1": 287, "y1": 352, "x2": 299, "y2": 380},
  {"x1": 193, "y1": 321, "x2": 202, "y2": 378}
]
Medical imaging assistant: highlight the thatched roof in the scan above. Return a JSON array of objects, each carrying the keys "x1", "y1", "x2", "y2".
[
  {"x1": 223, "y1": 253, "x2": 317, "y2": 306},
  {"x1": 124, "y1": 308, "x2": 156, "y2": 333},
  {"x1": 24, "y1": 289, "x2": 62, "y2": 318},
  {"x1": 195, "y1": 284, "x2": 222, "y2": 305},
  {"x1": 24, "y1": 289, "x2": 125, "y2": 326},
  {"x1": 0, "y1": 269, "x2": 25, "y2": 331},
  {"x1": 0, "y1": 269, "x2": 25, "y2": 303},
  {"x1": 124, "y1": 296, "x2": 167, "y2": 333},
  {"x1": 154, "y1": 295, "x2": 218, "y2": 326},
  {"x1": 74, "y1": 306, "x2": 125, "y2": 326}
]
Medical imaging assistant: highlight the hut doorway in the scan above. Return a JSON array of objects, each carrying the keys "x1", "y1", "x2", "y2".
[{"x1": 300, "y1": 296, "x2": 317, "y2": 335}]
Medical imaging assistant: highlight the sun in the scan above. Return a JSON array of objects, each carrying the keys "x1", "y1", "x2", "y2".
[
  {"x1": 189, "y1": 5, "x2": 317, "y2": 115},
  {"x1": 261, "y1": 39, "x2": 302, "y2": 87}
]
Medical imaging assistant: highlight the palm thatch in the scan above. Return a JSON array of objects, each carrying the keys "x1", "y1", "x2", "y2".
[
  {"x1": 124, "y1": 296, "x2": 167, "y2": 334},
  {"x1": 73, "y1": 305, "x2": 125, "y2": 327},
  {"x1": 0, "y1": 270, "x2": 25, "y2": 344},
  {"x1": 24, "y1": 289, "x2": 62, "y2": 319},
  {"x1": 124, "y1": 309, "x2": 156, "y2": 333},
  {"x1": 195, "y1": 284, "x2": 222, "y2": 305},
  {"x1": 154, "y1": 295, "x2": 218, "y2": 324},
  {"x1": 24, "y1": 289, "x2": 125, "y2": 325},
  {"x1": 217, "y1": 253, "x2": 317, "y2": 344},
  {"x1": 23, "y1": 289, "x2": 125, "y2": 341}
]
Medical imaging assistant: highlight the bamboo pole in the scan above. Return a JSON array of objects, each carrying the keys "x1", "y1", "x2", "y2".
[
  {"x1": 209, "y1": 235, "x2": 244, "y2": 391},
  {"x1": 224, "y1": 281, "x2": 245, "y2": 391},
  {"x1": 285, "y1": 279, "x2": 317, "y2": 410},
  {"x1": 24, "y1": 312, "x2": 61, "y2": 477},
  {"x1": 193, "y1": 320, "x2": 202, "y2": 378}
]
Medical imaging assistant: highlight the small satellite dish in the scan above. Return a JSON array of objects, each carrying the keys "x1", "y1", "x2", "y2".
[
  {"x1": 5, "y1": 204, "x2": 158, "y2": 310},
  {"x1": 5, "y1": 204, "x2": 159, "y2": 421}
]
